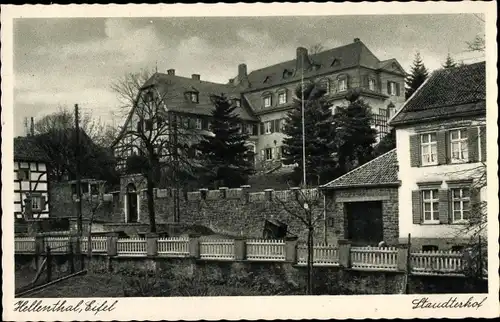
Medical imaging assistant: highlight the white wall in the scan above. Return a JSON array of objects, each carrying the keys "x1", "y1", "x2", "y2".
[{"x1": 396, "y1": 118, "x2": 486, "y2": 241}]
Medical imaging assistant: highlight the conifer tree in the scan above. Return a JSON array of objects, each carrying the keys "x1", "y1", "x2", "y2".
[
  {"x1": 442, "y1": 53, "x2": 458, "y2": 69},
  {"x1": 333, "y1": 97, "x2": 377, "y2": 175},
  {"x1": 282, "y1": 81, "x2": 337, "y2": 186},
  {"x1": 195, "y1": 94, "x2": 254, "y2": 188},
  {"x1": 405, "y1": 52, "x2": 429, "y2": 99}
]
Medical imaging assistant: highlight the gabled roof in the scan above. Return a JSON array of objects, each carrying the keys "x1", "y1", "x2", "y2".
[
  {"x1": 390, "y1": 62, "x2": 486, "y2": 126},
  {"x1": 14, "y1": 136, "x2": 49, "y2": 163},
  {"x1": 320, "y1": 149, "x2": 399, "y2": 189},
  {"x1": 142, "y1": 73, "x2": 257, "y2": 121},
  {"x1": 241, "y1": 40, "x2": 403, "y2": 93}
]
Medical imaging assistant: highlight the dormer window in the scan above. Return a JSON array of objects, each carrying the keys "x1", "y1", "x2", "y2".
[
  {"x1": 331, "y1": 58, "x2": 340, "y2": 67},
  {"x1": 278, "y1": 91, "x2": 287, "y2": 105},
  {"x1": 264, "y1": 76, "x2": 272, "y2": 84},
  {"x1": 283, "y1": 69, "x2": 293, "y2": 79},
  {"x1": 263, "y1": 95, "x2": 272, "y2": 108},
  {"x1": 189, "y1": 92, "x2": 199, "y2": 103},
  {"x1": 233, "y1": 99, "x2": 241, "y2": 107}
]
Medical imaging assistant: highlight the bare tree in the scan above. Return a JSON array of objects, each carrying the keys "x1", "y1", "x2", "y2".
[
  {"x1": 111, "y1": 70, "x2": 201, "y2": 231},
  {"x1": 274, "y1": 187, "x2": 329, "y2": 295},
  {"x1": 308, "y1": 43, "x2": 325, "y2": 55}
]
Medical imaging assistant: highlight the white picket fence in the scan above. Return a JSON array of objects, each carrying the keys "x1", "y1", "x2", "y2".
[
  {"x1": 199, "y1": 239, "x2": 235, "y2": 260},
  {"x1": 45, "y1": 237, "x2": 70, "y2": 253},
  {"x1": 80, "y1": 236, "x2": 108, "y2": 253},
  {"x1": 297, "y1": 244, "x2": 339, "y2": 266},
  {"x1": 351, "y1": 246, "x2": 398, "y2": 270},
  {"x1": 246, "y1": 239, "x2": 286, "y2": 261},
  {"x1": 15, "y1": 237, "x2": 36, "y2": 253},
  {"x1": 158, "y1": 237, "x2": 190, "y2": 257},
  {"x1": 117, "y1": 238, "x2": 147, "y2": 257},
  {"x1": 410, "y1": 250, "x2": 463, "y2": 275}
]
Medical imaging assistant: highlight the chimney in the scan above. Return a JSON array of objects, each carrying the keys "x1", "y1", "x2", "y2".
[
  {"x1": 354, "y1": 38, "x2": 360, "y2": 43},
  {"x1": 30, "y1": 117, "x2": 35, "y2": 136},
  {"x1": 23, "y1": 117, "x2": 29, "y2": 136},
  {"x1": 167, "y1": 69, "x2": 175, "y2": 75},
  {"x1": 296, "y1": 47, "x2": 311, "y2": 72},
  {"x1": 191, "y1": 74, "x2": 200, "y2": 81},
  {"x1": 238, "y1": 64, "x2": 247, "y2": 79},
  {"x1": 228, "y1": 78, "x2": 234, "y2": 85}
]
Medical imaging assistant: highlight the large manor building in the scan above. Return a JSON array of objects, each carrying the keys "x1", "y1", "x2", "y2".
[{"x1": 112, "y1": 38, "x2": 406, "y2": 172}]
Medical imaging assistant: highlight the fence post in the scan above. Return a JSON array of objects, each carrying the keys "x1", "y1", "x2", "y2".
[
  {"x1": 107, "y1": 232, "x2": 119, "y2": 257},
  {"x1": 46, "y1": 245, "x2": 52, "y2": 282},
  {"x1": 146, "y1": 232, "x2": 158, "y2": 257},
  {"x1": 68, "y1": 240, "x2": 75, "y2": 273},
  {"x1": 285, "y1": 236, "x2": 298, "y2": 263},
  {"x1": 189, "y1": 235, "x2": 200, "y2": 259},
  {"x1": 338, "y1": 239, "x2": 351, "y2": 269},
  {"x1": 241, "y1": 185, "x2": 251, "y2": 204},
  {"x1": 397, "y1": 245, "x2": 409, "y2": 272},
  {"x1": 234, "y1": 237, "x2": 246, "y2": 261}
]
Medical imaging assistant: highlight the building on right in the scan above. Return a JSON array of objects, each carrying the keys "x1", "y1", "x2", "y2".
[{"x1": 389, "y1": 61, "x2": 486, "y2": 251}]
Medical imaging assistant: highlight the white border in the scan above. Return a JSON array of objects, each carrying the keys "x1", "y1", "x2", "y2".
[{"x1": 2, "y1": 2, "x2": 498, "y2": 321}]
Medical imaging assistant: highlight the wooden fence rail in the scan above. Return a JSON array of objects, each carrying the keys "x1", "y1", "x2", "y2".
[
  {"x1": 80, "y1": 236, "x2": 108, "y2": 253},
  {"x1": 246, "y1": 239, "x2": 286, "y2": 261},
  {"x1": 45, "y1": 237, "x2": 70, "y2": 253},
  {"x1": 199, "y1": 239, "x2": 235, "y2": 260},
  {"x1": 15, "y1": 237, "x2": 36, "y2": 253},
  {"x1": 410, "y1": 250, "x2": 463, "y2": 275},
  {"x1": 158, "y1": 237, "x2": 190, "y2": 257},
  {"x1": 117, "y1": 238, "x2": 147, "y2": 257},
  {"x1": 351, "y1": 246, "x2": 398, "y2": 270},
  {"x1": 297, "y1": 244, "x2": 339, "y2": 266}
]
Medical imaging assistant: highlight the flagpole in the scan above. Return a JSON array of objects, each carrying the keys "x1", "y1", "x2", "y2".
[{"x1": 301, "y1": 55, "x2": 307, "y2": 188}]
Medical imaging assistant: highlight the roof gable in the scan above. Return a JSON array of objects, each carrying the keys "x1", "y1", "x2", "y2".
[
  {"x1": 14, "y1": 136, "x2": 49, "y2": 162},
  {"x1": 321, "y1": 149, "x2": 399, "y2": 189},
  {"x1": 390, "y1": 62, "x2": 485, "y2": 125}
]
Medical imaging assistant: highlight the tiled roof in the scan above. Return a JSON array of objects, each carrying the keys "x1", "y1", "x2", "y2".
[
  {"x1": 143, "y1": 73, "x2": 257, "y2": 121},
  {"x1": 243, "y1": 41, "x2": 387, "y2": 92},
  {"x1": 320, "y1": 149, "x2": 399, "y2": 189},
  {"x1": 14, "y1": 136, "x2": 49, "y2": 162},
  {"x1": 390, "y1": 62, "x2": 486, "y2": 125}
]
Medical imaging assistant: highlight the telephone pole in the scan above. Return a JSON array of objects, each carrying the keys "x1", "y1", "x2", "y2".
[{"x1": 75, "y1": 104, "x2": 83, "y2": 269}]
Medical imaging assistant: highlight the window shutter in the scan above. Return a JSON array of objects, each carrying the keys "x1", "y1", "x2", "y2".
[
  {"x1": 438, "y1": 189, "x2": 450, "y2": 224},
  {"x1": 260, "y1": 149, "x2": 265, "y2": 160},
  {"x1": 437, "y1": 131, "x2": 447, "y2": 165},
  {"x1": 260, "y1": 123, "x2": 265, "y2": 135},
  {"x1": 467, "y1": 127, "x2": 480, "y2": 162},
  {"x1": 275, "y1": 147, "x2": 281, "y2": 159},
  {"x1": 480, "y1": 126, "x2": 486, "y2": 161},
  {"x1": 409, "y1": 134, "x2": 421, "y2": 167},
  {"x1": 345, "y1": 75, "x2": 350, "y2": 89},
  {"x1": 252, "y1": 124, "x2": 258, "y2": 136},
  {"x1": 274, "y1": 119, "x2": 280, "y2": 133},
  {"x1": 40, "y1": 196, "x2": 47, "y2": 211},
  {"x1": 270, "y1": 120, "x2": 275, "y2": 133},
  {"x1": 396, "y1": 83, "x2": 401, "y2": 96},
  {"x1": 387, "y1": 81, "x2": 391, "y2": 95},
  {"x1": 412, "y1": 190, "x2": 422, "y2": 224},
  {"x1": 469, "y1": 188, "x2": 481, "y2": 225}
]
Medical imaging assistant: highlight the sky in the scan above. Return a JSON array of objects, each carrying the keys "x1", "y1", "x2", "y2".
[{"x1": 13, "y1": 14, "x2": 485, "y2": 137}]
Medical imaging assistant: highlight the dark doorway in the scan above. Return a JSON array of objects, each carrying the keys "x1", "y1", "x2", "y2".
[
  {"x1": 127, "y1": 183, "x2": 138, "y2": 223},
  {"x1": 345, "y1": 201, "x2": 383, "y2": 246}
]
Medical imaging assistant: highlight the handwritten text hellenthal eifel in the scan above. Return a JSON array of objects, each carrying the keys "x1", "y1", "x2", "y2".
[
  {"x1": 412, "y1": 296, "x2": 487, "y2": 310},
  {"x1": 14, "y1": 299, "x2": 118, "y2": 315}
]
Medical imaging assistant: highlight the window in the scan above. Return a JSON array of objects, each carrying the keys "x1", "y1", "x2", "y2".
[
  {"x1": 183, "y1": 117, "x2": 189, "y2": 129},
  {"x1": 265, "y1": 148, "x2": 274, "y2": 161},
  {"x1": 31, "y1": 195, "x2": 43, "y2": 211},
  {"x1": 379, "y1": 108, "x2": 387, "y2": 118},
  {"x1": 190, "y1": 92, "x2": 199, "y2": 103},
  {"x1": 263, "y1": 95, "x2": 272, "y2": 108},
  {"x1": 387, "y1": 81, "x2": 400, "y2": 96},
  {"x1": 234, "y1": 99, "x2": 241, "y2": 107},
  {"x1": 451, "y1": 188, "x2": 470, "y2": 222},
  {"x1": 338, "y1": 78, "x2": 347, "y2": 91},
  {"x1": 368, "y1": 78, "x2": 376, "y2": 91},
  {"x1": 422, "y1": 189, "x2": 439, "y2": 223},
  {"x1": 145, "y1": 119, "x2": 153, "y2": 131},
  {"x1": 17, "y1": 167, "x2": 30, "y2": 181},
  {"x1": 421, "y1": 133, "x2": 437, "y2": 166},
  {"x1": 274, "y1": 119, "x2": 281, "y2": 133},
  {"x1": 195, "y1": 118, "x2": 202, "y2": 130},
  {"x1": 246, "y1": 124, "x2": 253, "y2": 135},
  {"x1": 450, "y1": 129, "x2": 468, "y2": 162},
  {"x1": 278, "y1": 91, "x2": 287, "y2": 105},
  {"x1": 263, "y1": 121, "x2": 272, "y2": 134},
  {"x1": 252, "y1": 124, "x2": 259, "y2": 136}
]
